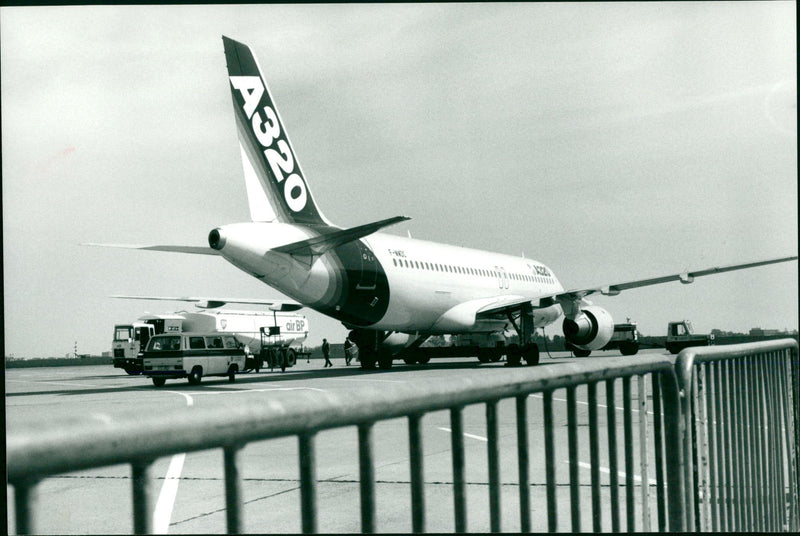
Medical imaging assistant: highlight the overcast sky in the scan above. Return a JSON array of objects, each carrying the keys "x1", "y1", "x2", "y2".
[{"x1": 2, "y1": 3, "x2": 797, "y2": 358}]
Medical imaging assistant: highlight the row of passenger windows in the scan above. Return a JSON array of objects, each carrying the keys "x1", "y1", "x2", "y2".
[{"x1": 390, "y1": 257, "x2": 553, "y2": 284}]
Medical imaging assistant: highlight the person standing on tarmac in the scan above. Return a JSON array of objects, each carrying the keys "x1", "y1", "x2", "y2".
[
  {"x1": 322, "y1": 338, "x2": 332, "y2": 367},
  {"x1": 344, "y1": 337, "x2": 354, "y2": 366}
]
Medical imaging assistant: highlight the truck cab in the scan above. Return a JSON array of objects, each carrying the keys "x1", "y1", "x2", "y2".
[
  {"x1": 112, "y1": 322, "x2": 155, "y2": 374},
  {"x1": 666, "y1": 320, "x2": 714, "y2": 354}
]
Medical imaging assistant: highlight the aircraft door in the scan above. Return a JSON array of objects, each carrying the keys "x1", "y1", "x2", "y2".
[
  {"x1": 356, "y1": 242, "x2": 378, "y2": 290},
  {"x1": 496, "y1": 266, "x2": 509, "y2": 289}
]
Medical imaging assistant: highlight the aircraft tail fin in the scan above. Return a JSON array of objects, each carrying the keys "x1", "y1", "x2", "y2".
[{"x1": 223, "y1": 36, "x2": 329, "y2": 226}]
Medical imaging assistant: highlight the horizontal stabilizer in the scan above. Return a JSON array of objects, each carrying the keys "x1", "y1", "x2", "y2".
[
  {"x1": 112, "y1": 295, "x2": 303, "y2": 311},
  {"x1": 272, "y1": 216, "x2": 410, "y2": 266},
  {"x1": 83, "y1": 243, "x2": 220, "y2": 256}
]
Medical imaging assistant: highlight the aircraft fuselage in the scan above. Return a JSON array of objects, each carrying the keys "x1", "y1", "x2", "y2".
[{"x1": 211, "y1": 222, "x2": 565, "y2": 334}]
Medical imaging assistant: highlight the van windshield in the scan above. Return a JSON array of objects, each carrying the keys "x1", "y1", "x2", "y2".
[{"x1": 147, "y1": 336, "x2": 181, "y2": 352}]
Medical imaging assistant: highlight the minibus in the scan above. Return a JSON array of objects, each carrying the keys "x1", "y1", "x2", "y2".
[{"x1": 142, "y1": 332, "x2": 247, "y2": 386}]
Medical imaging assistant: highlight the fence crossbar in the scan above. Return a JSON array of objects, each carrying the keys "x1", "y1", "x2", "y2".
[{"x1": 8, "y1": 354, "x2": 696, "y2": 534}]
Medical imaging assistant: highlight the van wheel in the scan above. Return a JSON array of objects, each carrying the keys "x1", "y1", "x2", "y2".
[
  {"x1": 228, "y1": 364, "x2": 238, "y2": 382},
  {"x1": 152, "y1": 377, "x2": 166, "y2": 387},
  {"x1": 188, "y1": 366, "x2": 203, "y2": 385}
]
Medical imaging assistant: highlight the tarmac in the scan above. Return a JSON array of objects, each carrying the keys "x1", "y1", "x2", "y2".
[{"x1": 6, "y1": 349, "x2": 669, "y2": 533}]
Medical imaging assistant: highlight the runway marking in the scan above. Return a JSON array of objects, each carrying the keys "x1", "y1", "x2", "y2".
[
  {"x1": 187, "y1": 387, "x2": 326, "y2": 396},
  {"x1": 531, "y1": 393, "x2": 654, "y2": 415},
  {"x1": 437, "y1": 427, "x2": 488, "y2": 442},
  {"x1": 327, "y1": 378, "x2": 407, "y2": 384},
  {"x1": 152, "y1": 392, "x2": 194, "y2": 533},
  {"x1": 6, "y1": 379, "x2": 101, "y2": 388},
  {"x1": 154, "y1": 453, "x2": 186, "y2": 534},
  {"x1": 165, "y1": 391, "x2": 194, "y2": 407},
  {"x1": 565, "y1": 460, "x2": 658, "y2": 485}
]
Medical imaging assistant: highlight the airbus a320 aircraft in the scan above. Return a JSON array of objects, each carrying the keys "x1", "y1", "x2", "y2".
[{"x1": 93, "y1": 36, "x2": 797, "y2": 369}]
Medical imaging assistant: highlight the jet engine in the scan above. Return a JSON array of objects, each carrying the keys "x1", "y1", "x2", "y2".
[{"x1": 562, "y1": 305, "x2": 614, "y2": 350}]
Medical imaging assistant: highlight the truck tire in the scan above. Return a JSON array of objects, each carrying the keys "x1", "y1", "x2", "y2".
[
  {"x1": 286, "y1": 348, "x2": 297, "y2": 368},
  {"x1": 228, "y1": 364, "x2": 238, "y2": 382},
  {"x1": 572, "y1": 348, "x2": 591, "y2": 358},
  {"x1": 620, "y1": 342, "x2": 639, "y2": 356},
  {"x1": 188, "y1": 366, "x2": 203, "y2": 385},
  {"x1": 477, "y1": 348, "x2": 491, "y2": 363},
  {"x1": 152, "y1": 377, "x2": 166, "y2": 387},
  {"x1": 666, "y1": 343, "x2": 679, "y2": 354}
]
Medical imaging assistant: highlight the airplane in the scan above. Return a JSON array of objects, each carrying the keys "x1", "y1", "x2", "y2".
[{"x1": 89, "y1": 36, "x2": 797, "y2": 369}]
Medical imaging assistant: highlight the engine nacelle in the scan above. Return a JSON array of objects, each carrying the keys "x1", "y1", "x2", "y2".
[{"x1": 562, "y1": 305, "x2": 614, "y2": 351}]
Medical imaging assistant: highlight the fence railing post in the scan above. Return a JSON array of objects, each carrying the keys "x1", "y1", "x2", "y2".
[
  {"x1": 223, "y1": 445, "x2": 243, "y2": 534},
  {"x1": 516, "y1": 395, "x2": 531, "y2": 533},
  {"x1": 486, "y1": 400, "x2": 501, "y2": 533},
  {"x1": 358, "y1": 423, "x2": 376, "y2": 533},
  {"x1": 299, "y1": 433, "x2": 317, "y2": 534},
  {"x1": 409, "y1": 413, "x2": 426, "y2": 533},
  {"x1": 14, "y1": 479, "x2": 39, "y2": 536},
  {"x1": 659, "y1": 369, "x2": 686, "y2": 532},
  {"x1": 131, "y1": 460, "x2": 153, "y2": 535}
]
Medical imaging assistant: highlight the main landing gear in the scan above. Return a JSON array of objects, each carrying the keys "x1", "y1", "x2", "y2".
[
  {"x1": 504, "y1": 303, "x2": 540, "y2": 366},
  {"x1": 348, "y1": 329, "x2": 382, "y2": 370},
  {"x1": 348, "y1": 330, "x2": 430, "y2": 370}
]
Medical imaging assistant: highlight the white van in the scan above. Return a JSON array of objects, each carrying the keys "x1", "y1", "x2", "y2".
[{"x1": 142, "y1": 333, "x2": 247, "y2": 387}]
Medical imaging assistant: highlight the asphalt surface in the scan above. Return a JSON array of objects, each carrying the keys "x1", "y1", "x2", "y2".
[{"x1": 6, "y1": 349, "x2": 671, "y2": 534}]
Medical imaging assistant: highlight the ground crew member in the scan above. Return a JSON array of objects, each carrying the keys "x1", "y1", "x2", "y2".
[
  {"x1": 344, "y1": 337, "x2": 354, "y2": 365},
  {"x1": 322, "y1": 338, "x2": 332, "y2": 367}
]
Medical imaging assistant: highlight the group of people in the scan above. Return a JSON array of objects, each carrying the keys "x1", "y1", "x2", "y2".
[{"x1": 321, "y1": 337, "x2": 358, "y2": 367}]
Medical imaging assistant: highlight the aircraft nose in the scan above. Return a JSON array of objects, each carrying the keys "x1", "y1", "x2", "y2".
[{"x1": 208, "y1": 228, "x2": 227, "y2": 250}]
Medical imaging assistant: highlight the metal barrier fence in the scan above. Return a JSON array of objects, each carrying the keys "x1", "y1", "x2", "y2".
[
  {"x1": 675, "y1": 339, "x2": 799, "y2": 532},
  {"x1": 7, "y1": 340, "x2": 796, "y2": 533}
]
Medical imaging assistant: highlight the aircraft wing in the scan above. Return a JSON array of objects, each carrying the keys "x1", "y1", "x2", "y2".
[
  {"x1": 558, "y1": 255, "x2": 798, "y2": 300},
  {"x1": 473, "y1": 255, "x2": 798, "y2": 319},
  {"x1": 82, "y1": 243, "x2": 220, "y2": 255},
  {"x1": 112, "y1": 295, "x2": 303, "y2": 311}
]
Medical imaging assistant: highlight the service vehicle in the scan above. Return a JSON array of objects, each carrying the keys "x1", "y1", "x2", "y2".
[
  {"x1": 142, "y1": 332, "x2": 246, "y2": 386},
  {"x1": 602, "y1": 322, "x2": 640, "y2": 355},
  {"x1": 665, "y1": 320, "x2": 714, "y2": 354},
  {"x1": 112, "y1": 309, "x2": 308, "y2": 374},
  {"x1": 566, "y1": 322, "x2": 639, "y2": 357},
  {"x1": 112, "y1": 322, "x2": 156, "y2": 374}
]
